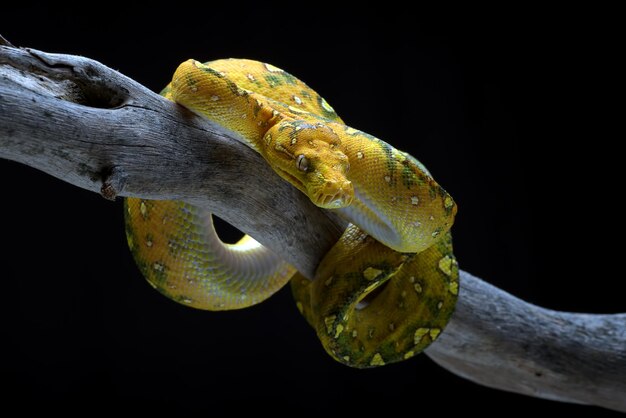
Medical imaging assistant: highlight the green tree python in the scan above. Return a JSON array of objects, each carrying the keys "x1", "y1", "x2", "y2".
[{"x1": 124, "y1": 59, "x2": 459, "y2": 368}]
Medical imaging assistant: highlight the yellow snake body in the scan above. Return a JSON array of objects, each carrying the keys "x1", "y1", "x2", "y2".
[{"x1": 125, "y1": 59, "x2": 458, "y2": 368}]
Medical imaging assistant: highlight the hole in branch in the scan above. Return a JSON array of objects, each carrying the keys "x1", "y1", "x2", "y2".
[
  {"x1": 66, "y1": 64, "x2": 129, "y2": 109},
  {"x1": 72, "y1": 81, "x2": 128, "y2": 109}
]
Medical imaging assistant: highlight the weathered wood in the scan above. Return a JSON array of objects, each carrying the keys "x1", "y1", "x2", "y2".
[
  {"x1": 428, "y1": 271, "x2": 626, "y2": 412},
  {"x1": 0, "y1": 44, "x2": 344, "y2": 277},
  {"x1": 1, "y1": 43, "x2": 624, "y2": 412}
]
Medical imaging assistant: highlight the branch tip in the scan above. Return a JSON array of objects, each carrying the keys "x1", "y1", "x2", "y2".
[
  {"x1": 100, "y1": 166, "x2": 126, "y2": 201},
  {"x1": 0, "y1": 34, "x2": 15, "y2": 48}
]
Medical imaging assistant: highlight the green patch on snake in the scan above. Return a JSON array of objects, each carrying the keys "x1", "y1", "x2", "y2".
[
  {"x1": 264, "y1": 74, "x2": 284, "y2": 88},
  {"x1": 379, "y1": 142, "x2": 398, "y2": 186},
  {"x1": 160, "y1": 85, "x2": 171, "y2": 96},
  {"x1": 347, "y1": 128, "x2": 378, "y2": 142},
  {"x1": 198, "y1": 65, "x2": 226, "y2": 79},
  {"x1": 316, "y1": 95, "x2": 337, "y2": 117},
  {"x1": 280, "y1": 71, "x2": 299, "y2": 85},
  {"x1": 401, "y1": 162, "x2": 419, "y2": 190},
  {"x1": 199, "y1": 64, "x2": 247, "y2": 98},
  {"x1": 428, "y1": 185, "x2": 438, "y2": 200},
  {"x1": 185, "y1": 74, "x2": 199, "y2": 89}
]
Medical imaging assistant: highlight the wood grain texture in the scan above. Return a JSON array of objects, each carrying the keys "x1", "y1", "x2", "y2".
[{"x1": 1, "y1": 44, "x2": 624, "y2": 412}]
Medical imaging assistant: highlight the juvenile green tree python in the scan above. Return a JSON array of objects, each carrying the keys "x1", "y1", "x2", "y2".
[{"x1": 125, "y1": 59, "x2": 459, "y2": 368}]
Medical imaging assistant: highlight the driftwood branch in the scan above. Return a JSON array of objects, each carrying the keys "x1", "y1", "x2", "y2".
[{"x1": 1, "y1": 43, "x2": 624, "y2": 412}]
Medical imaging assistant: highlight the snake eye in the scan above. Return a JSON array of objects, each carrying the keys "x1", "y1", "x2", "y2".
[{"x1": 296, "y1": 154, "x2": 309, "y2": 172}]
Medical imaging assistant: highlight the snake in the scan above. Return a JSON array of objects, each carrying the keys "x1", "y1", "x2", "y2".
[{"x1": 124, "y1": 59, "x2": 459, "y2": 368}]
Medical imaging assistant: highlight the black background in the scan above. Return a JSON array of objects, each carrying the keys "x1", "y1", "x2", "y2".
[{"x1": 1, "y1": 5, "x2": 623, "y2": 415}]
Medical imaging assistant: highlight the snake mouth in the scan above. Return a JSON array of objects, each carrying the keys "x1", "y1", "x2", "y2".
[
  {"x1": 314, "y1": 190, "x2": 353, "y2": 209},
  {"x1": 313, "y1": 179, "x2": 354, "y2": 209},
  {"x1": 274, "y1": 168, "x2": 353, "y2": 209}
]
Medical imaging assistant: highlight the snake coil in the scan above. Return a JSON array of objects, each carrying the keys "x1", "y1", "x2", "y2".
[{"x1": 125, "y1": 59, "x2": 458, "y2": 368}]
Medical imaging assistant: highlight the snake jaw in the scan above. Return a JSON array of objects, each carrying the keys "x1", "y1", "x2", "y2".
[{"x1": 312, "y1": 179, "x2": 354, "y2": 209}]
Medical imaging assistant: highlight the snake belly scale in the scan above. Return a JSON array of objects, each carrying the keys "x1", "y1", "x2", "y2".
[{"x1": 125, "y1": 59, "x2": 458, "y2": 368}]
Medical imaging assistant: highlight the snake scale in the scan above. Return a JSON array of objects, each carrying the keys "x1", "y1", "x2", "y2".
[{"x1": 124, "y1": 59, "x2": 459, "y2": 368}]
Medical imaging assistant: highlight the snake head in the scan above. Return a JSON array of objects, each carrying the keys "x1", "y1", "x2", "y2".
[{"x1": 263, "y1": 121, "x2": 353, "y2": 209}]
